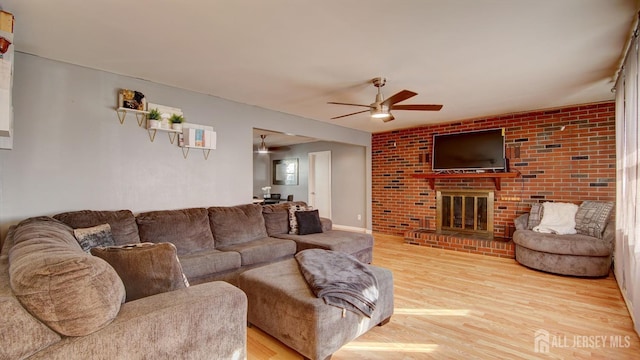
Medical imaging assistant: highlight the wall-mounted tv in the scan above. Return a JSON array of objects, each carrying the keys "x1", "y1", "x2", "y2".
[{"x1": 432, "y1": 128, "x2": 506, "y2": 172}]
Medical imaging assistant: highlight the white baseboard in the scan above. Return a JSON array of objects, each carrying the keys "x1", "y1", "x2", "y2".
[{"x1": 332, "y1": 224, "x2": 371, "y2": 234}]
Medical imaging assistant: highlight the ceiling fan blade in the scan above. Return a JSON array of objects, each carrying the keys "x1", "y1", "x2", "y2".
[
  {"x1": 391, "y1": 104, "x2": 443, "y2": 111},
  {"x1": 381, "y1": 90, "x2": 417, "y2": 106},
  {"x1": 330, "y1": 109, "x2": 369, "y2": 120},
  {"x1": 382, "y1": 113, "x2": 395, "y2": 123},
  {"x1": 327, "y1": 101, "x2": 372, "y2": 108}
]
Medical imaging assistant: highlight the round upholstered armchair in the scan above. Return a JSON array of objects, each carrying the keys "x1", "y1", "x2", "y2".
[{"x1": 512, "y1": 201, "x2": 614, "y2": 277}]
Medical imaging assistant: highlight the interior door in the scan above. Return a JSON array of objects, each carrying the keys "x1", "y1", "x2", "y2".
[{"x1": 308, "y1": 151, "x2": 331, "y2": 219}]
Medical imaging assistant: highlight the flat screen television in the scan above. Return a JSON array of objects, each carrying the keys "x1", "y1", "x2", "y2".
[{"x1": 432, "y1": 128, "x2": 506, "y2": 172}]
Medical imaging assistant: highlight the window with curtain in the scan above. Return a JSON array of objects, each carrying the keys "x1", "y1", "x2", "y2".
[{"x1": 615, "y1": 19, "x2": 640, "y2": 335}]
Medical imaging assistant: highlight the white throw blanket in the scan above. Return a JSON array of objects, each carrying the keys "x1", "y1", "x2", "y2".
[{"x1": 533, "y1": 202, "x2": 579, "y2": 235}]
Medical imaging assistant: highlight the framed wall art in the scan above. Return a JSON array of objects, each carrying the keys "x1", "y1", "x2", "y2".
[{"x1": 273, "y1": 158, "x2": 298, "y2": 185}]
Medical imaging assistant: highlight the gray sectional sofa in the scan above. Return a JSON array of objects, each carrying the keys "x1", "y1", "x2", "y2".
[
  {"x1": 1, "y1": 216, "x2": 247, "y2": 360},
  {"x1": 0, "y1": 201, "x2": 374, "y2": 359}
]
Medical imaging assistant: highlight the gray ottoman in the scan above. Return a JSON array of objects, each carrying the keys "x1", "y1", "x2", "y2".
[{"x1": 238, "y1": 258, "x2": 394, "y2": 360}]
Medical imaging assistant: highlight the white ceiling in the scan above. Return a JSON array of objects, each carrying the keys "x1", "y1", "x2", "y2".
[{"x1": 3, "y1": 0, "x2": 638, "y2": 135}]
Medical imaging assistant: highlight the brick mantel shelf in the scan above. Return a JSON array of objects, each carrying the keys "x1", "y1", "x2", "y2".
[{"x1": 411, "y1": 172, "x2": 519, "y2": 191}]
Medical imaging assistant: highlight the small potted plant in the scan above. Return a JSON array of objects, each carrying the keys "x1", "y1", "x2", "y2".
[
  {"x1": 147, "y1": 108, "x2": 162, "y2": 129},
  {"x1": 169, "y1": 114, "x2": 184, "y2": 131}
]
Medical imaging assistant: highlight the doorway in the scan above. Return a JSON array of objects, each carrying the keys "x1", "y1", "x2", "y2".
[{"x1": 308, "y1": 151, "x2": 332, "y2": 219}]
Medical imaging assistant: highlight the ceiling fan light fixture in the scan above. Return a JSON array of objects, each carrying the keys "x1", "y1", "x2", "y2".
[
  {"x1": 371, "y1": 105, "x2": 391, "y2": 119},
  {"x1": 258, "y1": 135, "x2": 269, "y2": 153}
]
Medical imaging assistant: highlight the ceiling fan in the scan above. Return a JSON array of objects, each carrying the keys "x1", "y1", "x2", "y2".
[
  {"x1": 328, "y1": 77, "x2": 443, "y2": 122},
  {"x1": 255, "y1": 134, "x2": 290, "y2": 153}
]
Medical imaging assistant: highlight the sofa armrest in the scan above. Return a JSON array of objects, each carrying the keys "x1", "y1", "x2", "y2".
[
  {"x1": 602, "y1": 220, "x2": 615, "y2": 249},
  {"x1": 30, "y1": 282, "x2": 247, "y2": 360},
  {"x1": 514, "y1": 213, "x2": 529, "y2": 231},
  {"x1": 320, "y1": 217, "x2": 332, "y2": 232}
]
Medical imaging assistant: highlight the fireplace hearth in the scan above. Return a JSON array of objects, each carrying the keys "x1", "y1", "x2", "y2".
[{"x1": 404, "y1": 189, "x2": 514, "y2": 258}]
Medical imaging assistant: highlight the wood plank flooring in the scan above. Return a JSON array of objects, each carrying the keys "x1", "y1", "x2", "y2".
[{"x1": 247, "y1": 234, "x2": 640, "y2": 359}]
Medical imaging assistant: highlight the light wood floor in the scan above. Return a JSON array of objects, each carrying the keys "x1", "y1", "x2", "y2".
[{"x1": 247, "y1": 234, "x2": 640, "y2": 359}]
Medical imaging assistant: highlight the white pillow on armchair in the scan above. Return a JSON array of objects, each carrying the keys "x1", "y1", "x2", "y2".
[{"x1": 533, "y1": 202, "x2": 579, "y2": 235}]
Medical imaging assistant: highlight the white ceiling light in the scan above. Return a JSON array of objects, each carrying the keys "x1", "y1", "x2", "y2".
[
  {"x1": 258, "y1": 134, "x2": 269, "y2": 153},
  {"x1": 371, "y1": 104, "x2": 390, "y2": 119}
]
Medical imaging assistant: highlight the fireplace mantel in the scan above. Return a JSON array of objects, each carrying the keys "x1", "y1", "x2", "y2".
[{"x1": 411, "y1": 172, "x2": 518, "y2": 190}]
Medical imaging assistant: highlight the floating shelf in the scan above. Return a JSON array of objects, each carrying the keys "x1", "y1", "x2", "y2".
[
  {"x1": 115, "y1": 107, "x2": 149, "y2": 126},
  {"x1": 147, "y1": 126, "x2": 182, "y2": 143},
  {"x1": 181, "y1": 145, "x2": 214, "y2": 159},
  {"x1": 412, "y1": 172, "x2": 519, "y2": 191}
]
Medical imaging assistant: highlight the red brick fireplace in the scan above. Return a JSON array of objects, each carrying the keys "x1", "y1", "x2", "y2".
[{"x1": 372, "y1": 102, "x2": 616, "y2": 256}]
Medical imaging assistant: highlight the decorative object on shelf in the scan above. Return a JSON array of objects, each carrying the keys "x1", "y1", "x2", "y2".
[
  {"x1": 118, "y1": 89, "x2": 146, "y2": 111},
  {"x1": 160, "y1": 113, "x2": 170, "y2": 129},
  {"x1": 144, "y1": 103, "x2": 183, "y2": 143},
  {"x1": 0, "y1": 10, "x2": 15, "y2": 150},
  {"x1": 262, "y1": 186, "x2": 271, "y2": 199},
  {"x1": 147, "y1": 108, "x2": 162, "y2": 129},
  {"x1": 181, "y1": 123, "x2": 216, "y2": 159},
  {"x1": 170, "y1": 114, "x2": 184, "y2": 131},
  {"x1": 116, "y1": 89, "x2": 148, "y2": 125},
  {"x1": 273, "y1": 158, "x2": 298, "y2": 185},
  {"x1": 0, "y1": 36, "x2": 10, "y2": 54}
]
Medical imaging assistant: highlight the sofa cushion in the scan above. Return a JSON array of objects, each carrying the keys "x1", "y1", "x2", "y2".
[
  {"x1": 9, "y1": 217, "x2": 125, "y2": 336},
  {"x1": 575, "y1": 201, "x2": 614, "y2": 239},
  {"x1": 273, "y1": 230, "x2": 374, "y2": 258},
  {"x1": 261, "y1": 201, "x2": 308, "y2": 214},
  {"x1": 74, "y1": 223, "x2": 115, "y2": 252},
  {"x1": 217, "y1": 237, "x2": 296, "y2": 266},
  {"x1": 295, "y1": 210, "x2": 323, "y2": 235},
  {"x1": 289, "y1": 203, "x2": 312, "y2": 234},
  {"x1": 1, "y1": 226, "x2": 62, "y2": 360},
  {"x1": 513, "y1": 229, "x2": 612, "y2": 257},
  {"x1": 54, "y1": 209, "x2": 140, "y2": 246},
  {"x1": 136, "y1": 208, "x2": 215, "y2": 255},
  {"x1": 263, "y1": 211, "x2": 289, "y2": 236},
  {"x1": 91, "y1": 242, "x2": 189, "y2": 302},
  {"x1": 208, "y1": 204, "x2": 268, "y2": 247},
  {"x1": 178, "y1": 248, "x2": 242, "y2": 280},
  {"x1": 527, "y1": 203, "x2": 544, "y2": 230}
]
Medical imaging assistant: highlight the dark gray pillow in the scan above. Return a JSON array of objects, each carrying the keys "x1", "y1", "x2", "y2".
[
  {"x1": 575, "y1": 201, "x2": 614, "y2": 239},
  {"x1": 73, "y1": 224, "x2": 115, "y2": 253},
  {"x1": 295, "y1": 210, "x2": 323, "y2": 235}
]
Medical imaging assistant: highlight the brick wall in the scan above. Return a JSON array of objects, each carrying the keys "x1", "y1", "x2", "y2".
[{"x1": 372, "y1": 102, "x2": 616, "y2": 237}]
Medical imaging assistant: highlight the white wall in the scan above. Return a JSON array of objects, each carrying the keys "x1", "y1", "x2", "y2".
[{"x1": 0, "y1": 53, "x2": 372, "y2": 240}]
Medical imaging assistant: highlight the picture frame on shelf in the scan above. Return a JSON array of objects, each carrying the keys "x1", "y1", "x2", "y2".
[
  {"x1": 118, "y1": 89, "x2": 146, "y2": 110},
  {"x1": 273, "y1": 158, "x2": 298, "y2": 185}
]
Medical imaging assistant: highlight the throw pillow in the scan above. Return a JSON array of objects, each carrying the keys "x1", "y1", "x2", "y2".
[
  {"x1": 263, "y1": 211, "x2": 289, "y2": 236},
  {"x1": 527, "y1": 203, "x2": 544, "y2": 230},
  {"x1": 91, "y1": 242, "x2": 189, "y2": 302},
  {"x1": 289, "y1": 204, "x2": 312, "y2": 234},
  {"x1": 575, "y1": 201, "x2": 614, "y2": 239},
  {"x1": 73, "y1": 223, "x2": 115, "y2": 253},
  {"x1": 533, "y1": 202, "x2": 579, "y2": 235},
  {"x1": 295, "y1": 210, "x2": 323, "y2": 235}
]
